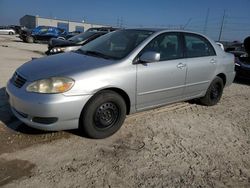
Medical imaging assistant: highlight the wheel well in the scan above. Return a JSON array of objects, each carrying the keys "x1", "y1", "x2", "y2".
[
  {"x1": 102, "y1": 88, "x2": 131, "y2": 115},
  {"x1": 216, "y1": 73, "x2": 226, "y2": 86},
  {"x1": 79, "y1": 88, "x2": 131, "y2": 129},
  {"x1": 57, "y1": 37, "x2": 65, "y2": 40}
]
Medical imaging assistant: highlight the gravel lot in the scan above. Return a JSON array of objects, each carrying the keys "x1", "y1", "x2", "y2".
[{"x1": 0, "y1": 35, "x2": 250, "y2": 187}]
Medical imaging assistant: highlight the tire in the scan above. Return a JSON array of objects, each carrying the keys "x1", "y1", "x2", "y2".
[
  {"x1": 200, "y1": 76, "x2": 224, "y2": 106},
  {"x1": 80, "y1": 90, "x2": 126, "y2": 139},
  {"x1": 9, "y1": 32, "x2": 14, "y2": 35},
  {"x1": 26, "y1": 36, "x2": 34, "y2": 43}
]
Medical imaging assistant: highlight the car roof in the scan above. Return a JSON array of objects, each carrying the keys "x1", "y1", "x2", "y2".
[
  {"x1": 124, "y1": 28, "x2": 204, "y2": 34},
  {"x1": 87, "y1": 27, "x2": 119, "y2": 32},
  {"x1": 122, "y1": 28, "x2": 214, "y2": 41}
]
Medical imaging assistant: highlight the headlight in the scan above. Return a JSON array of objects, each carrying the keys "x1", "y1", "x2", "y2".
[
  {"x1": 235, "y1": 63, "x2": 240, "y2": 66},
  {"x1": 50, "y1": 47, "x2": 65, "y2": 53},
  {"x1": 26, "y1": 77, "x2": 74, "y2": 94},
  {"x1": 50, "y1": 46, "x2": 80, "y2": 53}
]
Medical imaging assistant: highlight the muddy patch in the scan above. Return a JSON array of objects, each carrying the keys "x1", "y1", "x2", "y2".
[
  {"x1": 0, "y1": 122, "x2": 71, "y2": 154},
  {"x1": 0, "y1": 159, "x2": 36, "y2": 186}
]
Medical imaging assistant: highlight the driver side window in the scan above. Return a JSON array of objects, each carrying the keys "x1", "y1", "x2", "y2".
[{"x1": 141, "y1": 33, "x2": 182, "y2": 61}]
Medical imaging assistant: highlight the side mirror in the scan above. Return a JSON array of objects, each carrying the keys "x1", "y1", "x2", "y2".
[{"x1": 139, "y1": 51, "x2": 160, "y2": 63}]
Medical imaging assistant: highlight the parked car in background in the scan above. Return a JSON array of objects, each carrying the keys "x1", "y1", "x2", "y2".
[
  {"x1": 225, "y1": 42, "x2": 244, "y2": 53},
  {"x1": 66, "y1": 31, "x2": 81, "y2": 38},
  {"x1": 216, "y1": 42, "x2": 225, "y2": 51},
  {"x1": 19, "y1": 26, "x2": 68, "y2": 43},
  {"x1": 9, "y1": 25, "x2": 26, "y2": 34},
  {"x1": 0, "y1": 26, "x2": 16, "y2": 35},
  {"x1": 234, "y1": 36, "x2": 250, "y2": 79},
  {"x1": 7, "y1": 29, "x2": 235, "y2": 139},
  {"x1": 46, "y1": 28, "x2": 118, "y2": 55},
  {"x1": 86, "y1": 27, "x2": 118, "y2": 32},
  {"x1": 235, "y1": 56, "x2": 250, "y2": 79}
]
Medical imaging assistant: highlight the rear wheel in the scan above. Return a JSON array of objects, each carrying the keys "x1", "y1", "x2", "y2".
[
  {"x1": 80, "y1": 90, "x2": 126, "y2": 139},
  {"x1": 26, "y1": 36, "x2": 34, "y2": 43},
  {"x1": 200, "y1": 76, "x2": 224, "y2": 106},
  {"x1": 9, "y1": 31, "x2": 14, "y2": 35}
]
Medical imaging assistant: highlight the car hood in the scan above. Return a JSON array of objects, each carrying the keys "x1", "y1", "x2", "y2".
[
  {"x1": 17, "y1": 52, "x2": 115, "y2": 81},
  {"x1": 49, "y1": 38, "x2": 76, "y2": 48}
]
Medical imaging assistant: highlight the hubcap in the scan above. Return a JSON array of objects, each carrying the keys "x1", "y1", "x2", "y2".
[{"x1": 94, "y1": 102, "x2": 119, "y2": 129}]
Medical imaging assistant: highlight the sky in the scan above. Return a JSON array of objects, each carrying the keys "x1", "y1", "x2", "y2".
[{"x1": 0, "y1": 0, "x2": 250, "y2": 41}]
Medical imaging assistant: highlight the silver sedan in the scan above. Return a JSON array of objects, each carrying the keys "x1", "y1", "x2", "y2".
[
  {"x1": 6, "y1": 29, "x2": 235, "y2": 138},
  {"x1": 0, "y1": 27, "x2": 15, "y2": 35}
]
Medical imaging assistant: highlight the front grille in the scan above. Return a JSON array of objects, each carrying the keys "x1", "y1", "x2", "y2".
[
  {"x1": 32, "y1": 117, "x2": 58, "y2": 124},
  {"x1": 11, "y1": 72, "x2": 27, "y2": 88}
]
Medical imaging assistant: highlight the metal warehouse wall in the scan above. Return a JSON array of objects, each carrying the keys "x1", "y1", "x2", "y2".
[
  {"x1": 20, "y1": 15, "x2": 109, "y2": 32},
  {"x1": 20, "y1": 15, "x2": 36, "y2": 29},
  {"x1": 36, "y1": 17, "x2": 108, "y2": 32},
  {"x1": 36, "y1": 17, "x2": 60, "y2": 28}
]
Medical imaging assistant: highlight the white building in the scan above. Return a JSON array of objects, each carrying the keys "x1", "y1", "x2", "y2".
[{"x1": 20, "y1": 15, "x2": 108, "y2": 32}]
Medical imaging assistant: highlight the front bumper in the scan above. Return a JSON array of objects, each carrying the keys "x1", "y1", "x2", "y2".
[{"x1": 6, "y1": 81, "x2": 92, "y2": 131}]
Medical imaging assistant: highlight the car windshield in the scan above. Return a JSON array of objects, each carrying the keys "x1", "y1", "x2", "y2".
[
  {"x1": 68, "y1": 31, "x2": 98, "y2": 44},
  {"x1": 77, "y1": 29, "x2": 154, "y2": 60}
]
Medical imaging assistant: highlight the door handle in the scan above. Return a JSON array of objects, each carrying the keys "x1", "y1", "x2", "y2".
[
  {"x1": 210, "y1": 59, "x2": 217, "y2": 64},
  {"x1": 177, "y1": 63, "x2": 186, "y2": 69}
]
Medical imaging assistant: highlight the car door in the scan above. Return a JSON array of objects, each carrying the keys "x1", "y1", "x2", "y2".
[
  {"x1": 136, "y1": 32, "x2": 187, "y2": 110},
  {"x1": 36, "y1": 27, "x2": 50, "y2": 41},
  {"x1": 183, "y1": 33, "x2": 217, "y2": 98},
  {"x1": 0, "y1": 27, "x2": 6, "y2": 34}
]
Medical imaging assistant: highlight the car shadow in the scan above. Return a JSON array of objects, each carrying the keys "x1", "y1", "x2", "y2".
[
  {"x1": 12, "y1": 40, "x2": 24, "y2": 43},
  {"x1": 233, "y1": 77, "x2": 250, "y2": 86},
  {"x1": 66, "y1": 129, "x2": 88, "y2": 138}
]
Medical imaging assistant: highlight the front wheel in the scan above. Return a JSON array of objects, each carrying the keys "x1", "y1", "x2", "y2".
[
  {"x1": 9, "y1": 31, "x2": 14, "y2": 35},
  {"x1": 200, "y1": 76, "x2": 224, "y2": 106},
  {"x1": 80, "y1": 90, "x2": 126, "y2": 139},
  {"x1": 26, "y1": 36, "x2": 34, "y2": 43}
]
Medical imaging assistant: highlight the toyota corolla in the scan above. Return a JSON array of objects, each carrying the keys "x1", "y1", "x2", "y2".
[{"x1": 6, "y1": 29, "x2": 235, "y2": 138}]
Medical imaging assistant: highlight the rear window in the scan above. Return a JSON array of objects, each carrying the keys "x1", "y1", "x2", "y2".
[{"x1": 184, "y1": 34, "x2": 216, "y2": 58}]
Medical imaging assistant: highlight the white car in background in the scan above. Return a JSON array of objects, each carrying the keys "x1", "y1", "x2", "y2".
[
  {"x1": 216, "y1": 42, "x2": 225, "y2": 51},
  {"x1": 0, "y1": 26, "x2": 15, "y2": 35}
]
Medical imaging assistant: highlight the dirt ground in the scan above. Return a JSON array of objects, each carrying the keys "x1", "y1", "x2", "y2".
[{"x1": 0, "y1": 35, "x2": 250, "y2": 187}]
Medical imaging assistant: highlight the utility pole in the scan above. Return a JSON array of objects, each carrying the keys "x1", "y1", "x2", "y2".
[
  {"x1": 116, "y1": 17, "x2": 120, "y2": 28},
  {"x1": 116, "y1": 17, "x2": 124, "y2": 28},
  {"x1": 203, "y1": 8, "x2": 210, "y2": 34},
  {"x1": 120, "y1": 17, "x2": 124, "y2": 28},
  {"x1": 183, "y1": 18, "x2": 192, "y2": 29},
  {"x1": 218, "y1": 10, "x2": 226, "y2": 41}
]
